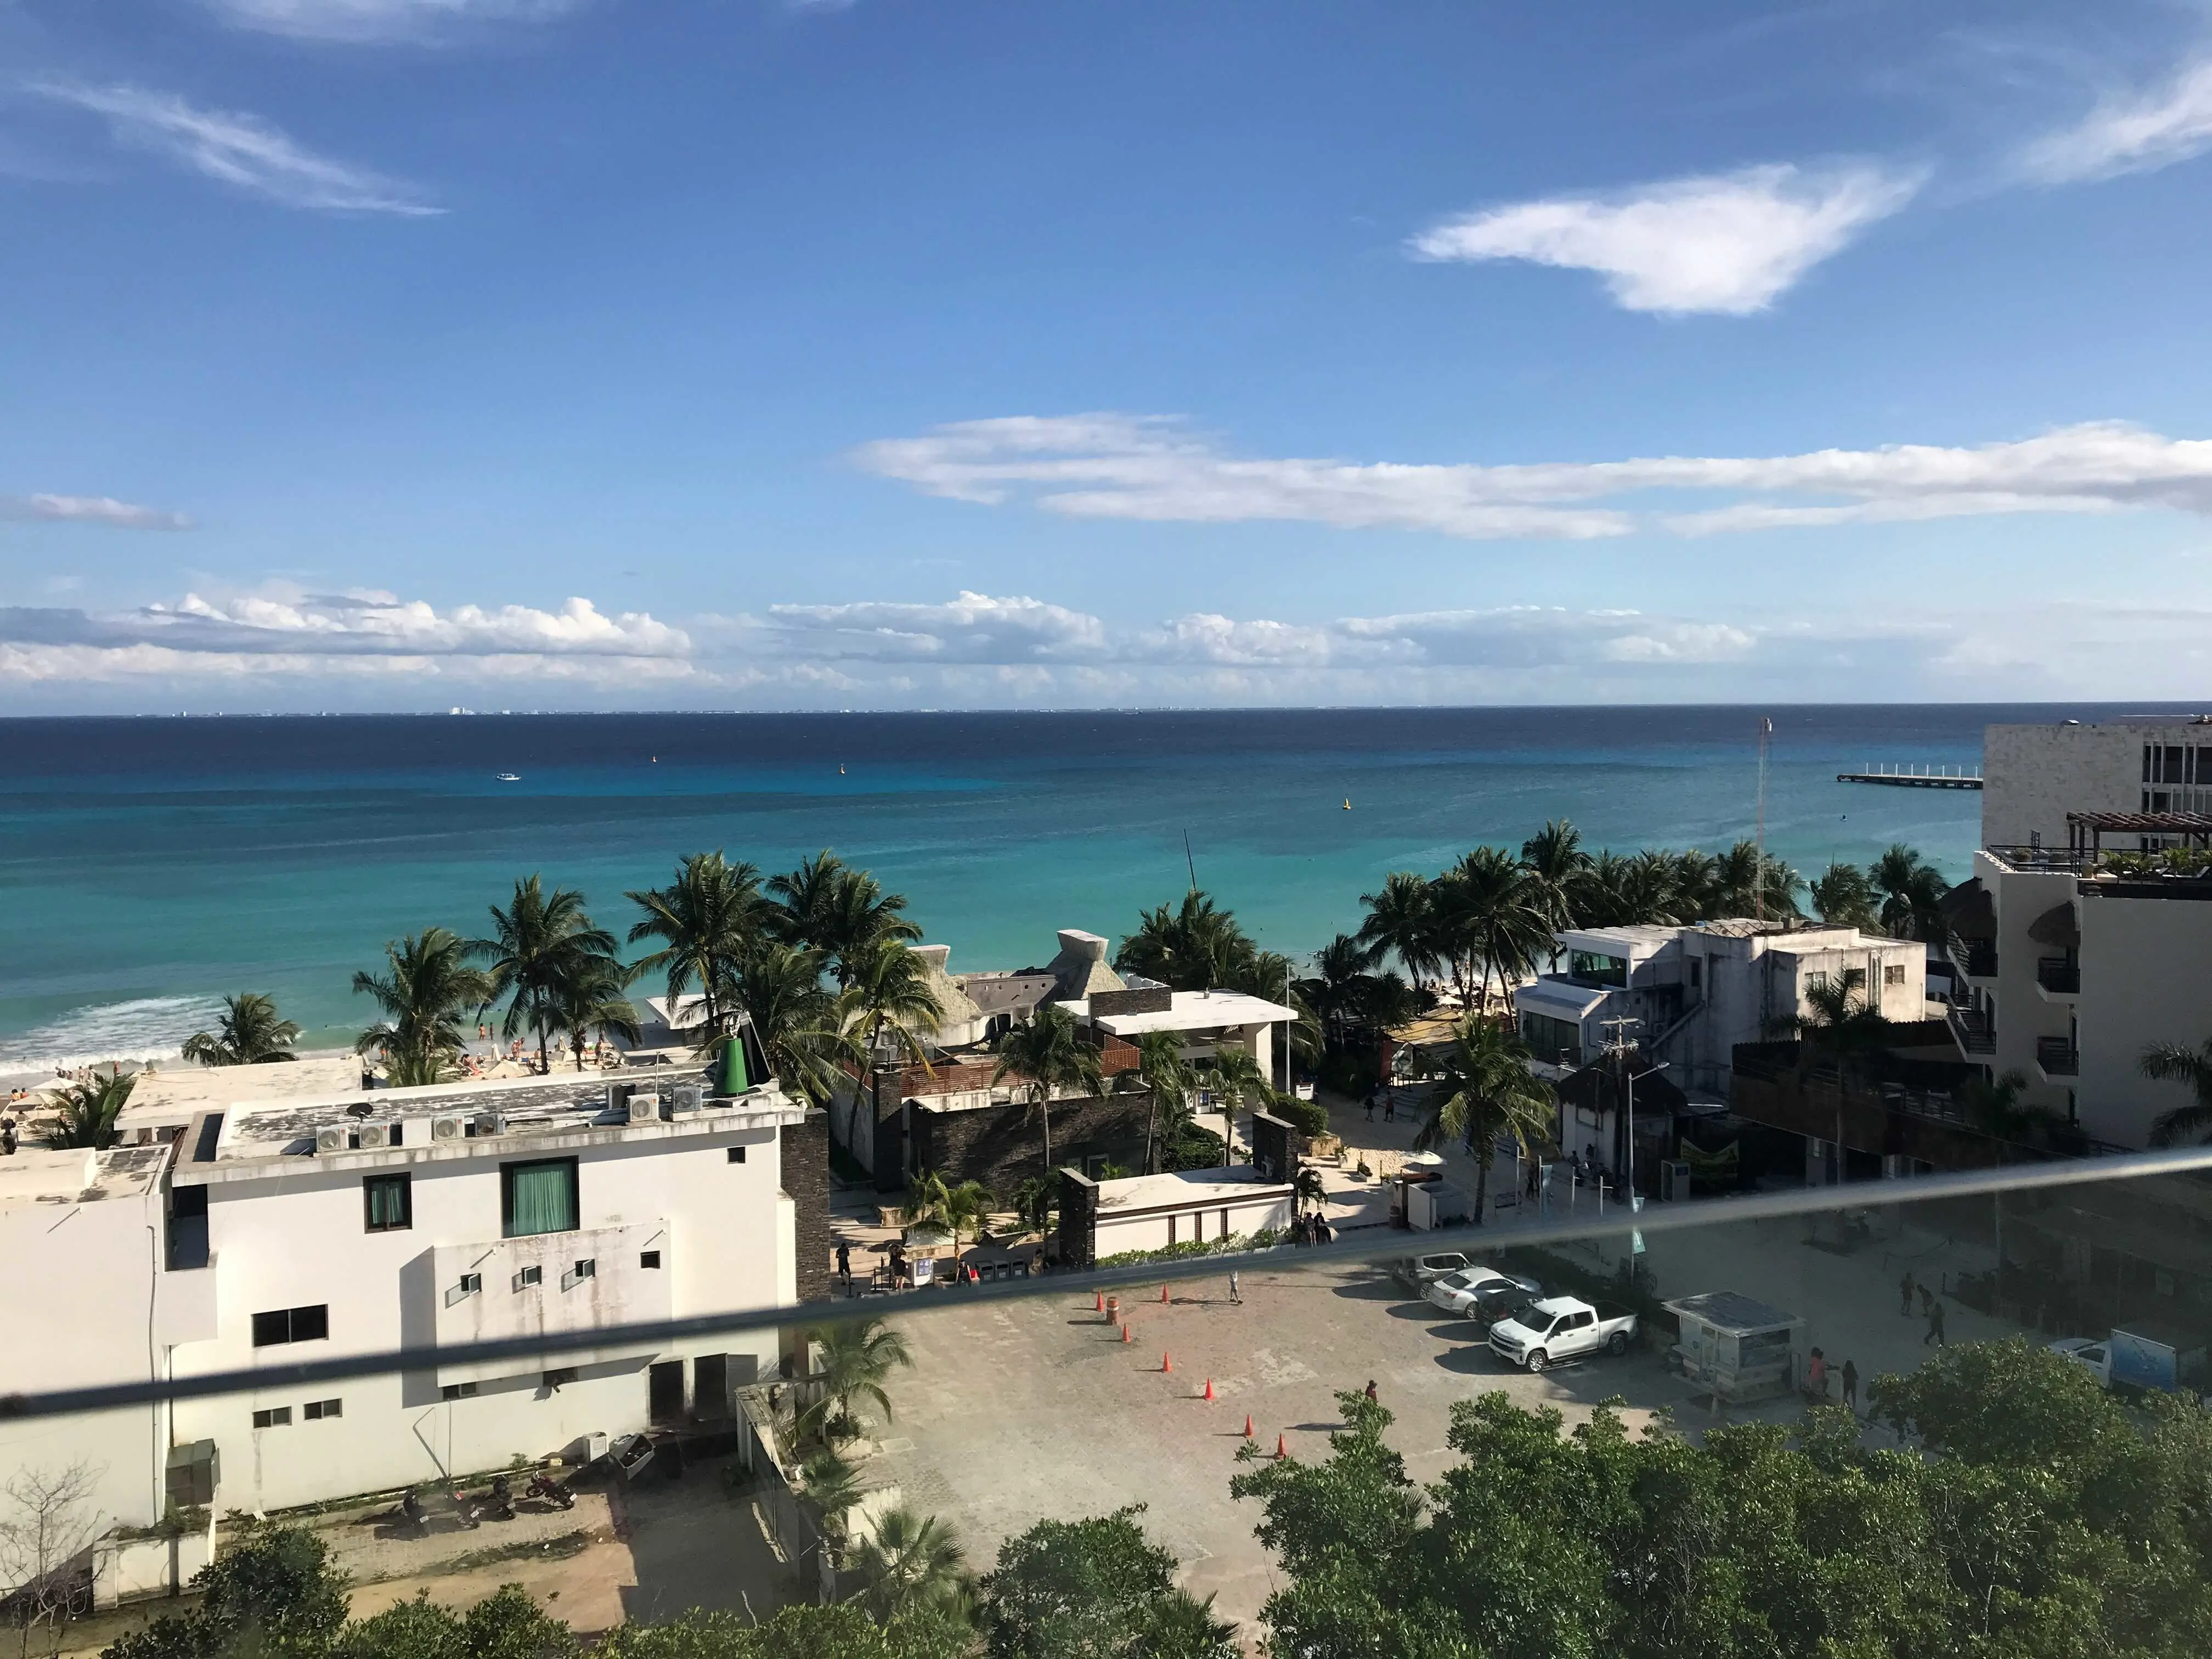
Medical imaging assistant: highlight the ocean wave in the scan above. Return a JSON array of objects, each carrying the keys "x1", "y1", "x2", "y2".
[{"x1": 0, "y1": 995, "x2": 228, "y2": 1073}]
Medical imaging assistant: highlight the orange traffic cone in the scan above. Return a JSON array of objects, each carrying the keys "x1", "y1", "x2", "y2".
[
  {"x1": 1121, "y1": 1322, "x2": 1132, "y2": 1343},
  {"x1": 1203, "y1": 1378, "x2": 1216, "y2": 1402},
  {"x1": 1243, "y1": 1415, "x2": 1254, "y2": 1440},
  {"x1": 1275, "y1": 1434, "x2": 1287, "y2": 1460},
  {"x1": 1163, "y1": 1351, "x2": 1173, "y2": 1373},
  {"x1": 1160, "y1": 1283, "x2": 1170, "y2": 1303},
  {"x1": 1094, "y1": 1290, "x2": 1103, "y2": 1312}
]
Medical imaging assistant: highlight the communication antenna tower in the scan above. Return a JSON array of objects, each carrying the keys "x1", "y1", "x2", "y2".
[{"x1": 1754, "y1": 716, "x2": 1773, "y2": 921}]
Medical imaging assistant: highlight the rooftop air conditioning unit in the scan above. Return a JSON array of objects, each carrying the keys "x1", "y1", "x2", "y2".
[
  {"x1": 430, "y1": 1113, "x2": 468, "y2": 1143},
  {"x1": 671, "y1": 1081, "x2": 703, "y2": 1115},
  {"x1": 473, "y1": 1111, "x2": 506, "y2": 1138},
  {"x1": 626, "y1": 1093, "x2": 661, "y2": 1124},
  {"x1": 313, "y1": 1125, "x2": 348, "y2": 1155},
  {"x1": 357, "y1": 1121, "x2": 399, "y2": 1150},
  {"x1": 604, "y1": 1081, "x2": 631, "y2": 1116}
]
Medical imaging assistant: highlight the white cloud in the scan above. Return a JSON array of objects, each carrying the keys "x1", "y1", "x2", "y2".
[
  {"x1": 2023, "y1": 55, "x2": 2212, "y2": 182},
  {"x1": 763, "y1": 591, "x2": 1110, "y2": 662},
  {"x1": 0, "y1": 590, "x2": 691, "y2": 683},
  {"x1": 0, "y1": 493, "x2": 190, "y2": 530},
  {"x1": 856, "y1": 414, "x2": 2212, "y2": 540},
  {"x1": 198, "y1": 0, "x2": 581, "y2": 42},
  {"x1": 31, "y1": 82, "x2": 439, "y2": 215},
  {"x1": 1410, "y1": 163, "x2": 1922, "y2": 315}
]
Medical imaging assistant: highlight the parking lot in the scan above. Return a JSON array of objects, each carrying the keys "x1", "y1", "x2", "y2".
[{"x1": 867, "y1": 1198, "x2": 2019, "y2": 1633}]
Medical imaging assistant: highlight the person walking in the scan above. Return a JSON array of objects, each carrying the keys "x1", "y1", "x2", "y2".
[
  {"x1": 1382, "y1": 1092, "x2": 1396, "y2": 1124},
  {"x1": 834, "y1": 1240, "x2": 852, "y2": 1294},
  {"x1": 1363, "y1": 1379, "x2": 1378, "y2": 1405},
  {"x1": 1805, "y1": 1347, "x2": 1827, "y2": 1399},
  {"x1": 1899, "y1": 1270, "x2": 1915, "y2": 1316},
  {"x1": 1363, "y1": 1090, "x2": 1376, "y2": 1122},
  {"x1": 1841, "y1": 1358, "x2": 1859, "y2": 1412},
  {"x1": 1924, "y1": 1299, "x2": 1946, "y2": 1346},
  {"x1": 1919, "y1": 1283, "x2": 1937, "y2": 1319},
  {"x1": 1228, "y1": 1268, "x2": 1242, "y2": 1305}
]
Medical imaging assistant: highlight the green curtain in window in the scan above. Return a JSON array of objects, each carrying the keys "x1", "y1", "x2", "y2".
[
  {"x1": 366, "y1": 1177, "x2": 409, "y2": 1229},
  {"x1": 506, "y1": 1161, "x2": 577, "y2": 1237}
]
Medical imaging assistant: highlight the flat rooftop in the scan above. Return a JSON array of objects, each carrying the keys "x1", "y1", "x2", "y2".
[
  {"x1": 1090, "y1": 1166, "x2": 1293, "y2": 1211},
  {"x1": 0, "y1": 1144, "x2": 168, "y2": 1209},
  {"x1": 1063, "y1": 988, "x2": 1298, "y2": 1034},
  {"x1": 120, "y1": 1052, "x2": 366, "y2": 1127}
]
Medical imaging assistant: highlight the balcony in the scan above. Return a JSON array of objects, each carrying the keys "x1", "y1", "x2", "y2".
[
  {"x1": 2036, "y1": 956, "x2": 2080, "y2": 998},
  {"x1": 1954, "y1": 941, "x2": 1998, "y2": 981},
  {"x1": 2036, "y1": 1036, "x2": 2079, "y2": 1079},
  {"x1": 1946, "y1": 1002, "x2": 1996, "y2": 1056}
]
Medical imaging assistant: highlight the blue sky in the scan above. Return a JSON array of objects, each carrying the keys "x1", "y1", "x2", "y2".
[{"x1": 8, "y1": 0, "x2": 2212, "y2": 710}]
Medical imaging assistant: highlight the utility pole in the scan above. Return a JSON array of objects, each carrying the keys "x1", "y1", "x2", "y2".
[{"x1": 1598, "y1": 1015, "x2": 1667, "y2": 1251}]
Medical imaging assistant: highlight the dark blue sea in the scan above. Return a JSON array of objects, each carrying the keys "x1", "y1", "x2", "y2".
[{"x1": 0, "y1": 703, "x2": 2170, "y2": 1068}]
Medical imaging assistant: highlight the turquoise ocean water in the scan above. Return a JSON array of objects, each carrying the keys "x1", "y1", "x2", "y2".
[{"x1": 0, "y1": 703, "x2": 2154, "y2": 1070}]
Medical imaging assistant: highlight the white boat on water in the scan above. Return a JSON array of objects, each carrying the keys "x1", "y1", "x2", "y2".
[{"x1": 495, "y1": 772, "x2": 522, "y2": 782}]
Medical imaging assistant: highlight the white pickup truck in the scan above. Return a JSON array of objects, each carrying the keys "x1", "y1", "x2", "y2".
[{"x1": 1487, "y1": 1295, "x2": 1639, "y2": 1373}]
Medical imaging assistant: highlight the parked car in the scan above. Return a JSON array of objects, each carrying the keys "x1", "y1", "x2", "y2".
[
  {"x1": 2049, "y1": 1336, "x2": 2111, "y2": 1385},
  {"x1": 1394, "y1": 1250, "x2": 1480, "y2": 1289},
  {"x1": 1462, "y1": 1281, "x2": 1541, "y2": 1334},
  {"x1": 1487, "y1": 1296, "x2": 1639, "y2": 1373},
  {"x1": 1422, "y1": 1265, "x2": 1543, "y2": 1318}
]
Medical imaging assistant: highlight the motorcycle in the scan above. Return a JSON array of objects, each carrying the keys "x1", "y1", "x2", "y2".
[
  {"x1": 475, "y1": 1475, "x2": 515, "y2": 1522},
  {"x1": 525, "y1": 1471, "x2": 577, "y2": 1511},
  {"x1": 399, "y1": 1489, "x2": 428, "y2": 1533}
]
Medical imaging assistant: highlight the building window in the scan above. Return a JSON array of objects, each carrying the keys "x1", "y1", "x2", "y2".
[
  {"x1": 251, "y1": 1305, "x2": 329, "y2": 1347},
  {"x1": 1567, "y1": 950, "x2": 1627, "y2": 988},
  {"x1": 459, "y1": 1272, "x2": 482, "y2": 1295},
  {"x1": 573, "y1": 1258, "x2": 595, "y2": 1279},
  {"x1": 441, "y1": 1382, "x2": 478, "y2": 1401},
  {"x1": 1842, "y1": 967, "x2": 1866, "y2": 991},
  {"x1": 543, "y1": 1368, "x2": 577, "y2": 1390},
  {"x1": 726, "y1": 1146, "x2": 747, "y2": 1164},
  {"x1": 501, "y1": 1158, "x2": 579, "y2": 1238},
  {"x1": 1806, "y1": 971, "x2": 1829, "y2": 992},
  {"x1": 516, "y1": 1265, "x2": 544, "y2": 1289},
  {"x1": 640, "y1": 1250, "x2": 662, "y2": 1269},
  {"x1": 303, "y1": 1398, "x2": 342, "y2": 1420},
  {"x1": 1688, "y1": 958, "x2": 1702, "y2": 990},
  {"x1": 252, "y1": 1407, "x2": 292, "y2": 1429},
  {"x1": 363, "y1": 1172, "x2": 412, "y2": 1232},
  {"x1": 1884, "y1": 963, "x2": 1906, "y2": 987},
  {"x1": 1520, "y1": 1013, "x2": 1582, "y2": 1066}
]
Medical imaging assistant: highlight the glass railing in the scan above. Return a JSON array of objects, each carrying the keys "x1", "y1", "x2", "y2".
[{"x1": 7, "y1": 1147, "x2": 2212, "y2": 1659}]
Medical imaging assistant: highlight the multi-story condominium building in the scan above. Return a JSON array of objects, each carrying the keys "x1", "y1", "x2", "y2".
[
  {"x1": 1515, "y1": 920, "x2": 1927, "y2": 1098},
  {"x1": 1949, "y1": 716, "x2": 2212, "y2": 1149},
  {"x1": 0, "y1": 1045, "x2": 821, "y2": 1534}
]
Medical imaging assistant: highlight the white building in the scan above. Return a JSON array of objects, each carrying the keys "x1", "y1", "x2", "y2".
[
  {"x1": 0, "y1": 1054, "x2": 817, "y2": 1536},
  {"x1": 1946, "y1": 715, "x2": 2212, "y2": 1147},
  {"x1": 1056, "y1": 1166, "x2": 1295, "y2": 1267},
  {"x1": 1515, "y1": 920, "x2": 1927, "y2": 1097}
]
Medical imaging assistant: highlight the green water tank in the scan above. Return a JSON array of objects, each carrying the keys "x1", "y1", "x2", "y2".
[{"x1": 718, "y1": 1034, "x2": 752, "y2": 1095}]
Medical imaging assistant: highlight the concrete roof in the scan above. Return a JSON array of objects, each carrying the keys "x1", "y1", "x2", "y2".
[
  {"x1": 120, "y1": 1053, "x2": 365, "y2": 1128},
  {"x1": 0, "y1": 1144, "x2": 167, "y2": 1208},
  {"x1": 1089, "y1": 1166, "x2": 1293, "y2": 1211},
  {"x1": 1064, "y1": 988, "x2": 1297, "y2": 1035}
]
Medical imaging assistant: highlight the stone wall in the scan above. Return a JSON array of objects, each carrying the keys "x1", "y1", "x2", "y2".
[
  {"x1": 781, "y1": 1109, "x2": 833, "y2": 1303},
  {"x1": 909, "y1": 1088, "x2": 1154, "y2": 1197},
  {"x1": 1249, "y1": 1110, "x2": 1296, "y2": 1183},
  {"x1": 1057, "y1": 1169, "x2": 1099, "y2": 1271}
]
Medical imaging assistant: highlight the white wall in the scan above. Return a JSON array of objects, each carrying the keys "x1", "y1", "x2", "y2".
[
  {"x1": 1977, "y1": 855, "x2": 2079, "y2": 1116},
  {"x1": 1092, "y1": 1187, "x2": 1293, "y2": 1257},
  {"x1": 169, "y1": 1121, "x2": 793, "y2": 1513},
  {"x1": 1983, "y1": 723, "x2": 2152, "y2": 848},
  {"x1": 0, "y1": 1169, "x2": 168, "y2": 1545},
  {"x1": 2076, "y1": 890, "x2": 2212, "y2": 1149}
]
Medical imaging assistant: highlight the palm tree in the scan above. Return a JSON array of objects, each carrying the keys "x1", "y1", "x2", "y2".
[
  {"x1": 1520, "y1": 820, "x2": 1594, "y2": 943},
  {"x1": 624, "y1": 851, "x2": 766, "y2": 1041},
  {"x1": 770, "y1": 853, "x2": 921, "y2": 985},
  {"x1": 1439, "y1": 846, "x2": 1550, "y2": 1014},
  {"x1": 2141, "y1": 1037, "x2": 2212, "y2": 1145},
  {"x1": 549, "y1": 958, "x2": 642, "y2": 1071},
  {"x1": 1412, "y1": 1014, "x2": 1555, "y2": 1223},
  {"x1": 846, "y1": 1508, "x2": 971, "y2": 1624},
  {"x1": 1617, "y1": 850, "x2": 1685, "y2": 926},
  {"x1": 41, "y1": 1069, "x2": 134, "y2": 1149},
  {"x1": 731, "y1": 941, "x2": 857, "y2": 1107},
  {"x1": 1871, "y1": 844, "x2": 1951, "y2": 941},
  {"x1": 1357, "y1": 871, "x2": 1440, "y2": 991},
  {"x1": 1292, "y1": 1165, "x2": 1327, "y2": 1216},
  {"x1": 1137, "y1": 1588, "x2": 1239, "y2": 1658},
  {"x1": 353, "y1": 928, "x2": 494, "y2": 1087},
  {"x1": 799, "y1": 1447, "x2": 864, "y2": 1551},
  {"x1": 1961, "y1": 1069, "x2": 2062, "y2": 1144},
  {"x1": 990, "y1": 1003, "x2": 1105, "y2": 1178},
  {"x1": 1299, "y1": 934, "x2": 1381, "y2": 1053},
  {"x1": 182, "y1": 993, "x2": 302, "y2": 1067},
  {"x1": 1116, "y1": 889, "x2": 1259, "y2": 991},
  {"x1": 838, "y1": 940, "x2": 943, "y2": 1156},
  {"x1": 475, "y1": 876, "x2": 620, "y2": 1074},
  {"x1": 1810, "y1": 862, "x2": 1883, "y2": 933},
  {"x1": 1011, "y1": 1175, "x2": 1057, "y2": 1235},
  {"x1": 1668, "y1": 849, "x2": 1719, "y2": 922},
  {"x1": 910, "y1": 1171, "x2": 995, "y2": 1277},
  {"x1": 1127, "y1": 1029, "x2": 1194, "y2": 1175},
  {"x1": 799, "y1": 1317, "x2": 915, "y2": 1441},
  {"x1": 1206, "y1": 1045, "x2": 1268, "y2": 1166}
]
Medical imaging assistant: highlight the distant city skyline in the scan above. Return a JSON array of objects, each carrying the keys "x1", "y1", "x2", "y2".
[{"x1": 8, "y1": 1, "x2": 2212, "y2": 709}]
